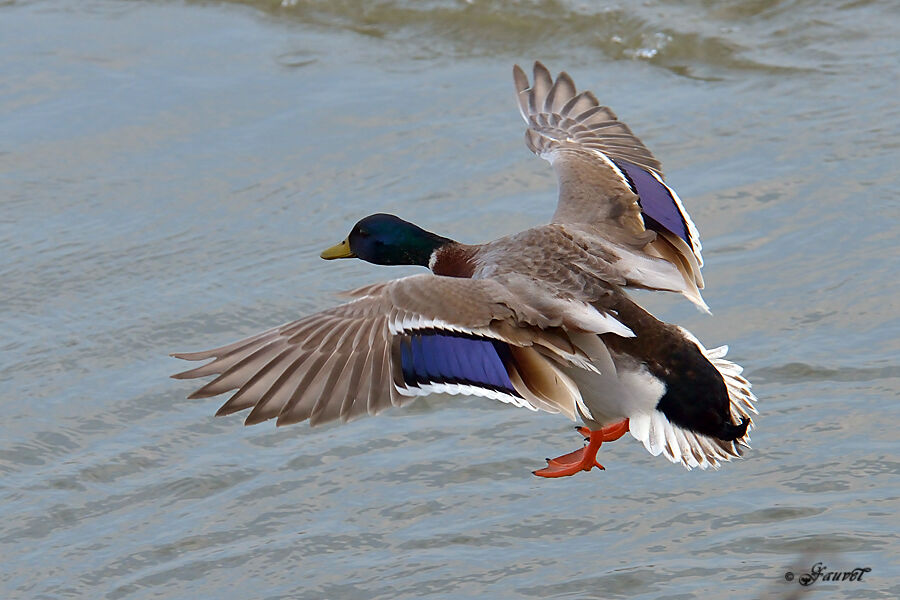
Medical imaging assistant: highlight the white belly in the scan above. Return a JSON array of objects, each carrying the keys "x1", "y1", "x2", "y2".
[{"x1": 563, "y1": 359, "x2": 666, "y2": 427}]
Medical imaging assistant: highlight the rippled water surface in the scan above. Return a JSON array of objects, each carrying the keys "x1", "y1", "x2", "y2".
[{"x1": 2, "y1": 0, "x2": 898, "y2": 598}]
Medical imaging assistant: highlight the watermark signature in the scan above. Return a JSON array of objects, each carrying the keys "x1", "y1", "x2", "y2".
[{"x1": 784, "y1": 562, "x2": 871, "y2": 586}]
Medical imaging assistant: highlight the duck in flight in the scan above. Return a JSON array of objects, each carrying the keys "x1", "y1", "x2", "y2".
[{"x1": 172, "y1": 62, "x2": 757, "y2": 477}]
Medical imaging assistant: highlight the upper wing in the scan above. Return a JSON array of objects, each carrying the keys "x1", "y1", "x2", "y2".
[
  {"x1": 172, "y1": 274, "x2": 634, "y2": 428},
  {"x1": 512, "y1": 61, "x2": 704, "y2": 292}
]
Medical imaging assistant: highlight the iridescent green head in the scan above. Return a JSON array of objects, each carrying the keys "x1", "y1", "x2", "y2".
[{"x1": 320, "y1": 213, "x2": 452, "y2": 267}]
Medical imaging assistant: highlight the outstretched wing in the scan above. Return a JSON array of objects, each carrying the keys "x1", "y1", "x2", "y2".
[
  {"x1": 512, "y1": 61, "x2": 704, "y2": 296},
  {"x1": 172, "y1": 274, "x2": 634, "y2": 428}
]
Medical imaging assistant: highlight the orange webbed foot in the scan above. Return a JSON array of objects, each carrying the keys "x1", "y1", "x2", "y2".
[
  {"x1": 595, "y1": 419, "x2": 630, "y2": 442},
  {"x1": 533, "y1": 419, "x2": 630, "y2": 479},
  {"x1": 532, "y1": 445, "x2": 605, "y2": 477}
]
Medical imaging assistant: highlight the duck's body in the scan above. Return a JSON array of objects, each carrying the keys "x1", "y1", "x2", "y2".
[
  {"x1": 173, "y1": 63, "x2": 756, "y2": 476},
  {"x1": 433, "y1": 222, "x2": 689, "y2": 294}
]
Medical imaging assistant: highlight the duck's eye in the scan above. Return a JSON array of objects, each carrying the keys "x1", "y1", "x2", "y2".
[{"x1": 357, "y1": 229, "x2": 370, "y2": 238}]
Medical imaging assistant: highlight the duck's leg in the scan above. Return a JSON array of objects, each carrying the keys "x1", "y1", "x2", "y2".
[{"x1": 533, "y1": 419, "x2": 630, "y2": 478}]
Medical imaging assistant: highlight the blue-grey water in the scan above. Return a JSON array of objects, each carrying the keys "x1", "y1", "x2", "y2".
[{"x1": 2, "y1": 1, "x2": 898, "y2": 598}]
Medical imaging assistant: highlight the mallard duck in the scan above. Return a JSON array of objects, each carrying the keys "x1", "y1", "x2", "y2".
[{"x1": 173, "y1": 62, "x2": 756, "y2": 477}]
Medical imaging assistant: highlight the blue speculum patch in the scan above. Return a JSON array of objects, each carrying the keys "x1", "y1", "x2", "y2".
[
  {"x1": 613, "y1": 159, "x2": 691, "y2": 247},
  {"x1": 399, "y1": 331, "x2": 519, "y2": 396}
]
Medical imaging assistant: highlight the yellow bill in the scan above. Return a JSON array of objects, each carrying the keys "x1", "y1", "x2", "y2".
[{"x1": 320, "y1": 238, "x2": 356, "y2": 259}]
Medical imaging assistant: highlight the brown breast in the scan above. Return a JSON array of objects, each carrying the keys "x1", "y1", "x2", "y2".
[{"x1": 430, "y1": 243, "x2": 478, "y2": 278}]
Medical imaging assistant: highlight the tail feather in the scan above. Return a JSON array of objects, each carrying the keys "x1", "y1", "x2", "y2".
[{"x1": 629, "y1": 341, "x2": 758, "y2": 471}]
